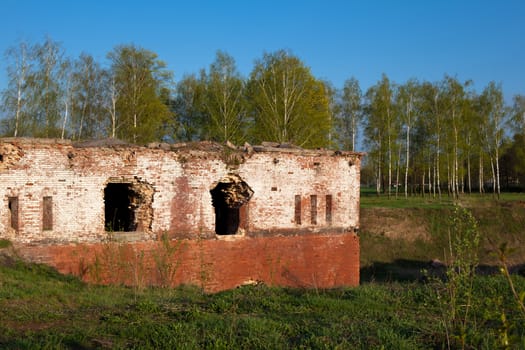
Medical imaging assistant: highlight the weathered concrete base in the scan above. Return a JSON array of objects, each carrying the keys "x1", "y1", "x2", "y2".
[{"x1": 15, "y1": 232, "x2": 359, "y2": 292}]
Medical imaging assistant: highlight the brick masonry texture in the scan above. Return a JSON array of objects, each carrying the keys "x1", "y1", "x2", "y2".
[
  {"x1": 16, "y1": 234, "x2": 360, "y2": 292},
  {"x1": 1, "y1": 138, "x2": 363, "y2": 290}
]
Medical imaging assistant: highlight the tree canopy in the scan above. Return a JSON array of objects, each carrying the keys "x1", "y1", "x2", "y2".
[
  {"x1": 246, "y1": 50, "x2": 331, "y2": 148},
  {"x1": 1, "y1": 37, "x2": 525, "y2": 194},
  {"x1": 107, "y1": 44, "x2": 173, "y2": 144}
]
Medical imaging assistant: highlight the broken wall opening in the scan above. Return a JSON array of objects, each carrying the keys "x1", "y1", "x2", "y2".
[
  {"x1": 210, "y1": 174, "x2": 253, "y2": 235},
  {"x1": 104, "y1": 178, "x2": 154, "y2": 233}
]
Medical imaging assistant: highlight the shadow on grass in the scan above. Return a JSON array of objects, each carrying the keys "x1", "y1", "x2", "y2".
[
  {"x1": 360, "y1": 259, "x2": 433, "y2": 283},
  {"x1": 360, "y1": 259, "x2": 525, "y2": 283}
]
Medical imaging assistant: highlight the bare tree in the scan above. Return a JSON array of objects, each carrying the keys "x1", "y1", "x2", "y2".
[{"x1": 1, "y1": 40, "x2": 33, "y2": 136}]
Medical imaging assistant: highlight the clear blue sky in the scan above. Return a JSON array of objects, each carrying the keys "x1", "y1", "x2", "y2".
[{"x1": 1, "y1": 0, "x2": 524, "y2": 102}]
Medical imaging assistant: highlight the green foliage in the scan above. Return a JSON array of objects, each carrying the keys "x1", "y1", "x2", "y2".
[
  {"x1": 0, "y1": 239, "x2": 12, "y2": 249},
  {"x1": 335, "y1": 77, "x2": 362, "y2": 151},
  {"x1": 107, "y1": 44, "x2": 173, "y2": 144},
  {"x1": 494, "y1": 243, "x2": 525, "y2": 347},
  {"x1": 0, "y1": 37, "x2": 66, "y2": 138},
  {"x1": 172, "y1": 72, "x2": 207, "y2": 141},
  {"x1": 500, "y1": 133, "x2": 525, "y2": 188},
  {"x1": 69, "y1": 53, "x2": 107, "y2": 140},
  {"x1": 203, "y1": 51, "x2": 247, "y2": 144},
  {"x1": 364, "y1": 73, "x2": 399, "y2": 196},
  {"x1": 246, "y1": 50, "x2": 332, "y2": 148},
  {"x1": 360, "y1": 197, "x2": 525, "y2": 347},
  {"x1": 434, "y1": 206, "x2": 480, "y2": 349},
  {"x1": 153, "y1": 234, "x2": 185, "y2": 288},
  {"x1": 3, "y1": 34, "x2": 524, "y2": 181}
]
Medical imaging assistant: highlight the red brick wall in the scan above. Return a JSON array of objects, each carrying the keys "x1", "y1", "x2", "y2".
[{"x1": 16, "y1": 232, "x2": 360, "y2": 292}]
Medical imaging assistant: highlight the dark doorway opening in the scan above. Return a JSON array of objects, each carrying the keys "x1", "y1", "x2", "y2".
[
  {"x1": 104, "y1": 183, "x2": 135, "y2": 232},
  {"x1": 210, "y1": 175, "x2": 253, "y2": 235},
  {"x1": 211, "y1": 182, "x2": 240, "y2": 235}
]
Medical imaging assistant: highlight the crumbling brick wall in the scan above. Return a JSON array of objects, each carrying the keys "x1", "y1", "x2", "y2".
[
  {"x1": 0, "y1": 138, "x2": 362, "y2": 243},
  {"x1": 1, "y1": 138, "x2": 363, "y2": 289}
]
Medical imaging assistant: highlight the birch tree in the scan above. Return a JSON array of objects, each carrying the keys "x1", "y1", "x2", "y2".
[
  {"x1": 246, "y1": 50, "x2": 331, "y2": 148},
  {"x1": 102, "y1": 71, "x2": 120, "y2": 139},
  {"x1": 418, "y1": 81, "x2": 444, "y2": 197},
  {"x1": 30, "y1": 37, "x2": 64, "y2": 137},
  {"x1": 108, "y1": 44, "x2": 173, "y2": 143},
  {"x1": 59, "y1": 58, "x2": 73, "y2": 139},
  {"x1": 70, "y1": 53, "x2": 107, "y2": 140},
  {"x1": 173, "y1": 72, "x2": 206, "y2": 141},
  {"x1": 0, "y1": 40, "x2": 33, "y2": 137},
  {"x1": 364, "y1": 74, "x2": 398, "y2": 197},
  {"x1": 397, "y1": 79, "x2": 418, "y2": 197},
  {"x1": 511, "y1": 95, "x2": 525, "y2": 135},
  {"x1": 204, "y1": 51, "x2": 246, "y2": 144},
  {"x1": 338, "y1": 77, "x2": 362, "y2": 151},
  {"x1": 322, "y1": 80, "x2": 338, "y2": 147},
  {"x1": 442, "y1": 76, "x2": 469, "y2": 198},
  {"x1": 479, "y1": 82, "x2": 506, "y2": 198}
]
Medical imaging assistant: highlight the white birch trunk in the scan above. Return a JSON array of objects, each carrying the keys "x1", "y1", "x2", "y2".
[
  {"x1": 479, "y1": 153, "x2": 484, "y2": 194},
  {"x1": 404, "y1": 124, "x2": 410, "y2": 198}
]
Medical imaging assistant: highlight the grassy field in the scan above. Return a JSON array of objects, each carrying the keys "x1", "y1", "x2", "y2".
[
  {"x1": 360, "y1": 190, "x2": 525, "y2": 280},
  {"x1": 360, "y1": 186, "x2": 525, "y2": 209},
  {"x1": 1, "y1": 256, "x2": 524, "y2": 349},
  {"x1": 1, "y1": 192, "x2": 525, "y2": 349}
]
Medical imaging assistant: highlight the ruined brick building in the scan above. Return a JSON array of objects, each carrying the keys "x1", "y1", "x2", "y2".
[{"x1": 0, "y1": 138, "x2": 362, "y2": 291}]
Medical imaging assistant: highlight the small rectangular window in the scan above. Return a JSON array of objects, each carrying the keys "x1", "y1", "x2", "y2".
[
  {"x1": 8, "y1": 197, "x2": 18, "y2": 231},
  {"x1": 310, "y1": 195, "x2": 317, "y2": 225},
  {"x1": 43, "y1": 196, "x2": 53, "y2": 231},
  {"x1": 294, "y1": 195, "x2": 301, "y2": 225},
  {"x1": 325, "y1": 194, "x2": 332, "y2": 225}
]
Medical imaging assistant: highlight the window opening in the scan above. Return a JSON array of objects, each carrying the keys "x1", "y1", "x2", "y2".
[
  {"x1": 294, "y1": 195, "x2": 302, "y2": 225},
  {"x1": 104, "y1": 180, "x2": 154, "y2": 233},
  {"x1": 8, "y1": 197, "x2": 18, "y2": 231},
  {"x1": 210, "y1": 174, "x2": 253, "y2": 235},
  {"x1": 310, "y1": 195, "x2": 317, "y2": 225},
  {"x1": 325, "y1": 194, "x2": 332, "y2": 225},
  {"x1": 43, "y1": 196, "x2": 53, "y2": 231},
  {"x1": 104, "y1": 183, "x2": 136, "y2": 232}
]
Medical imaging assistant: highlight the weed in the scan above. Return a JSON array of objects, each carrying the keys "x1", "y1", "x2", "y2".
[
  {"x1": 153, "y1": 233, "x2": 185, "y2": 288},
  {"x1": 494, "y1": 243, "x2": 525, "y2": 348},
  {"x1": 0, "y1": 239, "x2": 12, "y2": 249},
  {"x1": 431, "y1": 205, "x2": 481, "y2": 349}
]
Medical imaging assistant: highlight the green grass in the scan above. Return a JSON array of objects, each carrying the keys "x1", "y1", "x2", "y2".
[
  {"x1": 360, "y1": 187, "x2": 455, "y2": 209},
  {"x1": 360, "y1": 191, "x2": 525, "y2": 282},
  {"x1": 360, "y1": 187, "x2": 525, "y2": 209},
  {"x1": 1, "y1": 257, "x2": 524, "y2": 349},
  {"x1": 0, "y1": 239, "x2": 12, "y2": 249}
]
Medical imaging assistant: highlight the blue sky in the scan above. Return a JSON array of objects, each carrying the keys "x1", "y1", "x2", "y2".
[{"x1": 1, "y1": 0, "x2": 524, "y2": 102}]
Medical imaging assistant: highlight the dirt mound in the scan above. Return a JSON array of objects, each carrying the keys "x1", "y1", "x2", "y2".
[{"x1": 360, "y1": 208, "x2": 431, "y2": 241}]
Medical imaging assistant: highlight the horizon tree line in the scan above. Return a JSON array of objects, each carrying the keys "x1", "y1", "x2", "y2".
[{"x1": 1, "y1": 37, "x2": 525, "y2": 196}]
